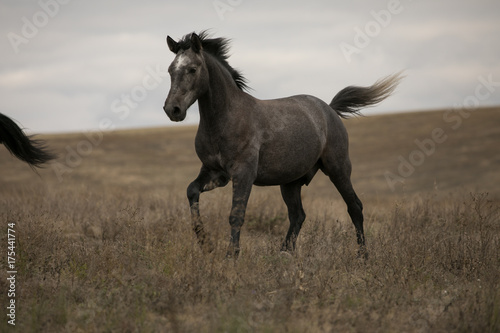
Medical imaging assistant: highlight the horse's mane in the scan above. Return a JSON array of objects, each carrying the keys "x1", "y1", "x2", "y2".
[{"x1": 177, "y1": 30, "x2": 249, "y2": 91}]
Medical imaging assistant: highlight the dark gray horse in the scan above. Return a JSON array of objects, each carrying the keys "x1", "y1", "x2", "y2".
[{"x1": 163, "y1": 31, "x2": 402, "y2": 258}]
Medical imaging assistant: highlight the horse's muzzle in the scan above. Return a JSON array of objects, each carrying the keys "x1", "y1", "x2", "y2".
[{"x1": 163, "y1": 104, "x2": 186, "y2": 122}]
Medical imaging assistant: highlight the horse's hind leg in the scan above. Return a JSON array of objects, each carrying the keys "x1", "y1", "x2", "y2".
[
  {"x1": 321, "y1": 158, "x2": 367, "y2": 258},
  {"x1": 187, "y1": 165, "x2": 229, "y2": 252},
  {"x1": 280, "y1": 180, "x2": 306, "y2": 252}
]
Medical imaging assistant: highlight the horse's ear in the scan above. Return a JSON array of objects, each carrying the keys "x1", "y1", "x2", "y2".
[
  {"x1": 167, "y1": 36, "x2": 180, "y2": 54},
  {"x1": 190, "y1": 33, "x2": 202, "y2": 53}
]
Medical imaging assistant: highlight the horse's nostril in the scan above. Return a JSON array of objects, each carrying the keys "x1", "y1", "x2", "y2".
[{"x1": 172, "y1": 106, "x2": 181, "y2": 116}]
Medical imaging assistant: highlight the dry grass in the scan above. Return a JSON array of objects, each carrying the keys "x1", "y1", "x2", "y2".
[{"x1": 1, "y1": 108, "x2": 499, "y2": 332}]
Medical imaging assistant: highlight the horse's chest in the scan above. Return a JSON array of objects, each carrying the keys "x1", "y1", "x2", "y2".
[
  {"x1": 195, "y1": 141, "x2": 225, "y2": 170},
  {"x1": 200, "y1": 151, "x2": 224, "y2": 169}
]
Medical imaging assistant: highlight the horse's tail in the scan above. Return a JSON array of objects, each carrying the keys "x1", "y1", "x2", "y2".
[
  {"x1": 329, "y1": 72, "x2": 404, "y2": 118},
  {"x1": 0, "y1": 113, "x2": 56, "y2": 168}
]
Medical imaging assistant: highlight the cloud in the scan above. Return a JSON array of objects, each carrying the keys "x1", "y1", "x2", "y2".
[{"x1": 0, "y1": 0, "x2": 499, "y2": 133}]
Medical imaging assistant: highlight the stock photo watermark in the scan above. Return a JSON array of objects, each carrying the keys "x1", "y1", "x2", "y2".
[
  {"x1": 339, "y1": 0, "x2": 410, "y2": 63},
  {"x1": 6, "y1": 0, "x2": 72, "y2": 54},
  {"x1": 51, "y1": 64, "x2": 169, "y2": 182},
  {"x1": 213, "y1": 0, "x2": 244, "y2": 20},
  {"x1": 6, "y1": 221, "x2": 17, "y2": 326},
  {"x1": 384, "y1": 73, "x2": 500, "y2": 191},
  {"x1": 110, "y1": 65, "x2": 168, "y2": 120}
]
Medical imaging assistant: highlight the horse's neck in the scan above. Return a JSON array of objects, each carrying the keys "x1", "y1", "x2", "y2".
[{"x1": 197, "y1": 55, "x2": 243, "y2": 131}]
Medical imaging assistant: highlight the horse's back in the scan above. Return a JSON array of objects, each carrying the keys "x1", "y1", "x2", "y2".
[{"x1": 256, "y1": 93, "x2": 347, "y2": 143}]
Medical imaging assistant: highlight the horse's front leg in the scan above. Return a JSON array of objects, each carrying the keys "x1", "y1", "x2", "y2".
[
  {"x1": 187, "y1": 165, "x2": 229, "y2": 252},
  {"x1": 226, "y1": 168, "x2": 256, "y2": 258}
]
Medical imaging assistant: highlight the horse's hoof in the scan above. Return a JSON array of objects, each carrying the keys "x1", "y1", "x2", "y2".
[
  {"x1": 198, "y1": 239, "x2": 215, "y2": 254},
  {"x1": 279, "y1": 251, "x2": 293, "y2": 258},
  {"x1": 226, "y1": 247, "x2": 240, "y2": 259},
  {"x1": 357, "y1": 248, "x2": 369, "y2": 260}
]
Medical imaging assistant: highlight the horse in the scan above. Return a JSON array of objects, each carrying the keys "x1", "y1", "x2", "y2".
[
  {"x1": 163, "y1": 31, "x2": 402, "y2": 258},
  {"x1": 0, "y1": 113, "x2": 56, "y2": 169}
]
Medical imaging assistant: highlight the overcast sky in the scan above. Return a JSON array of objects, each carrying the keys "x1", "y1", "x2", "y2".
[{"x1": 1, "y1": 0, "x2": 499, "y2": 133}]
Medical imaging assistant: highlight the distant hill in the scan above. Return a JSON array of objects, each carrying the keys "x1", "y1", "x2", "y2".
[
  {"x1": 1, "y1": 107, "x2": 499, "y2": 199},
  {"x1": 345, "y1": 106, "x2": 500, "y2": 197}
]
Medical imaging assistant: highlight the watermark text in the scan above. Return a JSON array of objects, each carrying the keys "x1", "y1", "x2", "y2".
[{"x1": 6, "y1": 222, "x2": 17, "y2": 326}]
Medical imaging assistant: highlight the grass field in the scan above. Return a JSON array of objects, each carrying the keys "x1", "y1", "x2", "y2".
[{"x1": 1, "y1": 107, "x2": 499, "y2": 332}]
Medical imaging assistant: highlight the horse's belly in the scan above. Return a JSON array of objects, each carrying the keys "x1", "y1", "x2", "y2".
[{"x1": 254, "y1": 144, "x2": 322, "y2": 186}]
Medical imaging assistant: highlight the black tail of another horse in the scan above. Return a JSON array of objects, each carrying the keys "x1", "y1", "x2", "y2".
[
  {"x1": 0, "y1": 113, "x2": 56, "y2": 168},
  {"x1": 330, "y1": 72, "x2": 404, "y2": 118}
]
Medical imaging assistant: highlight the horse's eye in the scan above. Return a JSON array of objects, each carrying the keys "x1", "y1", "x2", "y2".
[{"x1": 188, "y1": 67, "x2": 197, "y2": 74}]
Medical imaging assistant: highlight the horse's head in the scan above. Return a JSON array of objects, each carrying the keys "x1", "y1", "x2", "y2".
[{"x1": 163, "y1": 33, "x2": 208, "y2": 122}]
